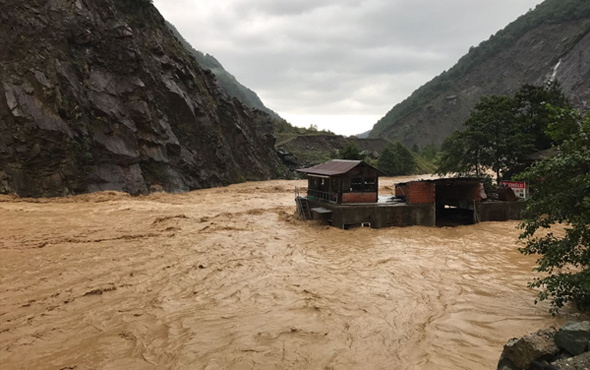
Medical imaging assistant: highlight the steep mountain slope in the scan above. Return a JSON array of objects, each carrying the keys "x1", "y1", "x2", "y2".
[
  {"x1": 166, "y1": 22, "x2": 281, "y2": 120},
  {"x1": 0, "y1": 0, "x2": 282, "y2": 197},
  {"x1": 369, "y1": 0, "x2": 590, "y2": 148}
]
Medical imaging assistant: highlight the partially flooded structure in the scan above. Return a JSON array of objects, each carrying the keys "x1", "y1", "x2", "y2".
[
  {"x1": 295, "y1": 160, "x2": 524, "y2": 229},
  {"x1": 296, "y1": 159, "x2": 384, "y2": 204}
]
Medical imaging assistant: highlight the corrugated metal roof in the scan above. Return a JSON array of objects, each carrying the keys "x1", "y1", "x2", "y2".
[{"x1": 296, "y1": 160, "x2": 383, "y2": 176}]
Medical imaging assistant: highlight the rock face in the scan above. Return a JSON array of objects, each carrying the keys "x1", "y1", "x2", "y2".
[
  {"x1": 498, "y1": 321, "x2": 590, "y2": 370},
  {"x1": 498, "y1": 328, "x2": 560, "y2": 369},
  {"x1": 166, "y1": 21, "x2": 282, "y2": 121},
  {"x1": 369, "y1": 0, "x2": 590, "y2": 148},
  {"x1": 0, "y1": 0, "x2": 283, "y2": 197},
  {"x1": 555, "y1": 322, "x2": 590, "y2": 356},
  {"x1": 552, "y1": 352, "x2": 590, "y2": 370}
]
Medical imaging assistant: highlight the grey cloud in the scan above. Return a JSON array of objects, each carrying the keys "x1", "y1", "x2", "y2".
[{"x1": 153, "y1": 0, "x2": 544, "y2": 132}]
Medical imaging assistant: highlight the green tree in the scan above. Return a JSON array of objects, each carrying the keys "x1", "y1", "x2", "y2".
[
  {"x1": 506, "y1": 81, "x2": 572, "y2": 178},
  {"x1": 438, "y1": 132, "x2": 465, "y2": 176},
  {"x1": 338, "y1": 142, "x2": 363, "y2": 160},
  {"x1": 437, "y1": 83, "x2": 571, "y2": 183},
  {"x1": 518, "y1": 108, "x2": 590, "y2": 313},
  {"x1": 437, "y1": 117, "x2": 488, "y2": 179},
  {"x1": 378, "y1": 142, "x2": 416, "y2": 176},
  {"x1": 515, "y1": 81, "x2": 570, "y2": 150},
  {"x1": 419, "y1": 143, "x2": 439, "y2": 162},
  {"x1": 468, "y1": 95, "x2": 521, "y2": 183}
]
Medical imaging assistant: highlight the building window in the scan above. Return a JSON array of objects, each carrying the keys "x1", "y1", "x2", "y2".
[
  {"x1": 351, "y1": 177, "x2": 362, "y2": 192},
  {"x1": 311, "y1": 178, "x2": 321, "y2": 190},
  {"x1": 364, "y1": 177, "x2": 376, "y2": 192}
]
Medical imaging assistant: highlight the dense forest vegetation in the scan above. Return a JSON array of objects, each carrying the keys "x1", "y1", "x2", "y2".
[
  {"x1": 330, "y1": 141, "x2": 435, "y2": 176},
  {"x1": 436, "y1": 82, "x2": 571, "y2": 183},
  {"x1": 518, "y1": 107, "x2": 589, "y2": 313}
]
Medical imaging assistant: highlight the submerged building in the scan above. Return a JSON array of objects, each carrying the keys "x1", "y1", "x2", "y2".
[{"x1": 295, "y1": 159, "x2": 524, "y2": 229}]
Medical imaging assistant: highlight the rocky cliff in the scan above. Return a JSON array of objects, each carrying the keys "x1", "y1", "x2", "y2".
[
  {"x1": 369, "y1": 0, "x2": 590, "y2": 148},
  {"x1": 0, "y1": 0, "x2": 283, "y2": 197},
  {"x1": 166, "y1": 21, "x2": 282, "y2": 121}
]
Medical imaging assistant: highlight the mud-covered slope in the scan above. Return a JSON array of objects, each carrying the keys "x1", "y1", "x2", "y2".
[
  {"x1": 0, "y1": 0, "x2": 282, "y2": 197},
  {"x1": 369, "y1": 1, "x2": 590, "y2": 148}
]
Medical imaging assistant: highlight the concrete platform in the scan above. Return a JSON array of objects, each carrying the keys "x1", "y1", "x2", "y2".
[{"x1": 305, "y1": 197, "x2": 525, "y2": 229}]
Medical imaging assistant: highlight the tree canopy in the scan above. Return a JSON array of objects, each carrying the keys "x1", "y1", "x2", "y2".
[
  {"x1": 518, "y1": 107, "x2": 590, "y2": 313},
  {"x1": 436, "y1": 82, "x2": 570, "y2": 183},
  {"x1": 377, "y1": 142, "x2": 416, "y2": 176},
  {"x1": 333, "y1": 142, "x2": 362, "y2": 160}
]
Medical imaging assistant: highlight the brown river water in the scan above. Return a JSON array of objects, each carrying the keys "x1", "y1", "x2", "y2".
[{"x1": 1, "y1": 178, "x2": 587, "y2": 369}]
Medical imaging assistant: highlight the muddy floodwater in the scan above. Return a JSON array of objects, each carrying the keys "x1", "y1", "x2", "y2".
[{"x1": 0, "y1": 178, "x2": 586, "y2": 369}]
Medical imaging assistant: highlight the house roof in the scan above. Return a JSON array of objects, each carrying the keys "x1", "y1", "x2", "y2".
[{"x1": 296, "y1": 159, "x2": 385, "y2": 176}]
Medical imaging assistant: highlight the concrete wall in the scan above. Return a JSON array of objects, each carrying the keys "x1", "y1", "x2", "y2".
[
  {"x1": 305, "y1": 196, "x2": 523, "y2": 229},
  {"x1": 477, "y1": 201, "x2": 525, "y2": 221},
  {"x1": 308, "y1": 199, "x2": 435, "y2": 229}
]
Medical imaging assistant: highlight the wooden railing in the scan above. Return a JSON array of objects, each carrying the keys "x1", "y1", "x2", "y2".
[{"x1": 306, "y1": 189, "x2": 338, "y2": 203}]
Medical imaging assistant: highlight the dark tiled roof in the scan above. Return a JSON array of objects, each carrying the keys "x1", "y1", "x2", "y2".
[{"x1": 296, "y1": 160, "x2": 383, "y2": 176}]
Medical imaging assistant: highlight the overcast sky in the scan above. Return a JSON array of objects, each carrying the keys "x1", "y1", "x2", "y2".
[{"x1": 152, "y1": 0, "x2": 545, "y2": 136}]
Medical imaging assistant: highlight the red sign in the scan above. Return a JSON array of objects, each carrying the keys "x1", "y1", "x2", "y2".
[
  {"x1": 501, "y1": 181, "x2": 525, "y2": 189},
  {"x1": 501, "y1": 181, "x2": 527, "y2": 199}
]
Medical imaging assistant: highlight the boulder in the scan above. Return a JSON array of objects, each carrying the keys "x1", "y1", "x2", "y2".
[
  {"x1": 498, "y1": 327, "x2": 560, "y2": 369},
  {"x1": 554, "y1": 322, "x2": 590, "y2": 356}
]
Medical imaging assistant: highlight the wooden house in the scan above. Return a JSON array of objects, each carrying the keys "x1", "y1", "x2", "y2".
[{"x1": 296, "y1": 159, "x2": 384, "y2": 204}]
